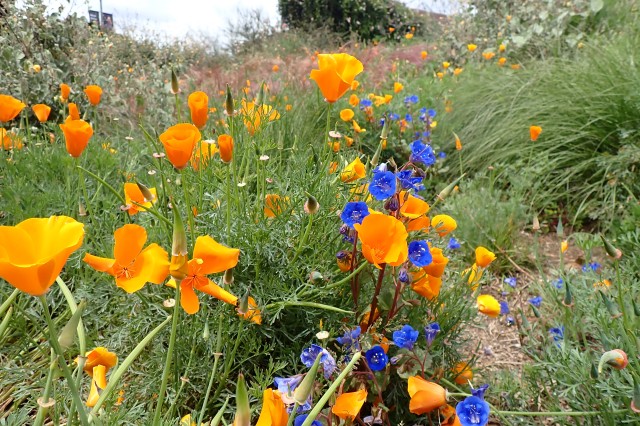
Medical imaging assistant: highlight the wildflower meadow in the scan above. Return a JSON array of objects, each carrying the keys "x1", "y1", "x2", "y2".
[{"x1": 1, "y1": 0, "x2": 639, "y2": 425}]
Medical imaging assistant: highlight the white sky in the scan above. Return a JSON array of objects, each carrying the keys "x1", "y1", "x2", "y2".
[{"x1": 24, "y1": 0, "x2": 458, "y2": 43}]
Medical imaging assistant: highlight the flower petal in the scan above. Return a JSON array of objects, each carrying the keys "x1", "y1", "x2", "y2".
[
  {"x1": 180, "y1": 280, "x2": 200, "y2": 314},
  {"x1": 113, "y1": 224, "x2": 147, "y2": 267},
  {"x1": 192, "y1": 236, "x2": 240, "y2": 275}
]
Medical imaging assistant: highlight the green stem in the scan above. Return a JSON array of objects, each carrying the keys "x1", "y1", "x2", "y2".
[
  {"x1": 291, "y1": 214, "x2": 313, "y2": 264},
  {"x1": 76, "y1": 157, "x2": 91, "y2": 218},
  {"x1": 495, "y1": 409, "x2": 630, "y2": 417},
  {"x1": 38, "y1": 296, "x2": 90, "y2": 426},
  {"x1": 197, "y1": 317, "x2": 224, "y2": 425},
  {"x1": 175, "y1": 94, "x2": 182, "y2": 122},
  {"x1": 300, "y1": 352, "x2": 362, "y2": 426},
  {"x1": 323, "y1": 262, "x2": 368, "y2": 291},
  {"x1": 34, "y1": 349, "x2": 56, "y2": 426},
  {"x1": 225, "y1": 166, "x2": 231, "y2": 241},
  {"x1": 323, "y1": 103, "x2": 333, "y2": 167},
  {"x1": 56, "y1": 277, "x2": 86, "y2": 418},
  {"x1": 152, "y1": 283, "x2": 181, "y2": 425},
  {"x1": 285, "y1": 403, "x2": 299, "y2": 426},
  {"x1": 264, "y1": 301, "x2": 353, "y2": 315},
  {"x1": 180, "y1": 169, "x2": 196, "y2": 244},
  {"x1": 88, "y1": 315, "x2": 172, "y2": 421},
  {"x1": 77, "y1": 166, "x2": 127, "y2": 205},
  {"x1": 0, "y1": 288, "x2": 19, "y2": 317}
]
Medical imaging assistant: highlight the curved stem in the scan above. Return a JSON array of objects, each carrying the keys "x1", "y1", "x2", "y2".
[
  {"x1": 291, "y1": 214, "x2": 313, "y2": 264},
  {"x1": 34, "y1": 349, "x2": 56, "y2": 426},
  {"x1": 38, "y1": 296, "x2": 90, "y2": 426},
  {"x1": 0, "y1": 288, "x2": 19, "y2": 317},
  {"x1": 264, "y1": 301, "x2": 353, "y2": 315},
  {"x1": 180, "y1": 169, "x2": 196, "y2": 244},
  {"x1": 152, "y1": 282, "x2": 181, "y2": 425},
  {"x1": 197, "y1": 316, "x2": 224, "y2": 425},
  {"x1": 363, "y1": 264, "x2": 386, "y2": 332}
]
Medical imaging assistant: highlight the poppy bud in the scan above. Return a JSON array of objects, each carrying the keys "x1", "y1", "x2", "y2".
[
  {"x1": 600, "y1": 235, "x2": 622, "y2": 259},
  {"x1": 237, "y1": 290, "x2": 250, "y2": 315},
  {"x1": 304, "y1": 193, "x2": 320, "y2": 214},
  {"x1": 58, "y1": 300, "x2": 86, "y2": 351},
  {"x1": 225, "y1": 84, "x2": 234, "y2": 116},
  {"x1": 532, "y1": 215, "x2": 540, "y2": 231},
  {"x1": 632, "y1": 376, "x2": 640, "y2": 413},
  {"x1": 370, "y1": 138, "x2": 384, "y2": 168},
  {"x1": 384, "y1": 196, "x2": 399, "y2": 212},
  {"x1": 599, "y1": 290, "x2": 621, "y2": 318},
  {"x1": 530, "y1": 304, "x2": 540, "y2": 318},
  {"x1": 170, "y1": 207, "x2": 189, "y2": 280},
  {"x1": 256, "y1": 81, "x2": 266, "y2": 107},
  {"x1": 202, "y1": 321, "x2": 210, "y2": 341},
  {"x1": 171, "y1": 68, "x2": 179, "y2": 95},
  {"x1": 293, "y1": 353, "x2": 322, "y2": 405},
  {"x1": 519, "y1": 308, "x2": 530, "y2": 329},
  {"x1": 590, "y1": 362, "x2": 599, "y2": 379},
  {"x1": 309, "y1": 271, "x2": 323, "y2": 284},
  {"x1": 598, "y1": 349, "x2": 628, "y2": 373},
  {"x1": 223, "y1": 268, "x2": 234, "y2": 286},
  {"x1": 380, "y1": 113, "x2": 390, "y2": 140},
  {"x1": 234, "y1": 373, "x2": 250, "y2": 426},
  {"x1": 437, "y1": 174, "x2": 465, "y2": 201},
  {"x1": 556, "y1": 217, "x2": 564, "y2": 237},
  {"x1": 562, "y1": 279, "x2": 573, "y2": 307},
  {"x1": 633, "y1": 299, "x2": 640, "y2": 317},
  {"x1": 136, "y1": 182, "x2": 155, "y2": 203}
]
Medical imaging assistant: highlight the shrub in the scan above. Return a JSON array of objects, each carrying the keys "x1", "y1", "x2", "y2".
[{"x1": 278, "y1": 0, "x2": 419, "y2": 41}]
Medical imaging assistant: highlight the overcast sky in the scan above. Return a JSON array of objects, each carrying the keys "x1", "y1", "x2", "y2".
[{"x1": 24, "y1": 0, "x2": 457, "y2": 43}]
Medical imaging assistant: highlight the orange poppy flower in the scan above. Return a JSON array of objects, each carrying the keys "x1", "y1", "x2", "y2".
[
  {"x1": 352, "y1": 120, "x2": 365, "y2": 133},
  {"x1": 310, "y1": 53, "x2": 363, "y2": 103},
  {"x1": 475, "y1": 246, "x2": 496, "y2": 268},
  {"x1": 238, "y1": 296, "x2": 262, "y2": 324},
  {"x1": 83, "y1": 224, "x2": 169, "y2": 293},
  {"x1": 349, "y1": 94, "x2": 360, "y2": 107},
  {"x1": 0, "y1": 94, "x2": 26, "y2": 122},
  {"x1": 217, "y1": 134, "x2": 234, "y2": 163},
  {"x1": 422, "y1": 247, "x2": 448, "y2": 278},
  {"x1": 60, "y1": 83, "x2": 71, "y2": 101},
  {"x1": 32, "y1": 104, "x2": 51, "y2": 123},
  {"x1": 467, "y1": 44, "x2": 477, "y2": 52},
  {"x1": 123, "y1": 183, "x2": 157, "y2": 215},
  {"x1": 191, "y1": 140, "x2": 219, "y2": 170},
  {"x1": 530, "y1": 125, "x2": 542, "y2": 141},
  {"x1": 272, "y1": 64, "x2": 280, "y2": 72},
  {"x1": 80, "y1": 347, "x2": 118, "y2": 407},
  {"x1": 431, "y1": 215, "x2": 457, "y2": 237},
  {"x1": 340, "y1": 157, "x2": 366, "y2": 183},
  {"x1": 241, "y1": 99, "x2": 280, "y2": 135},
  {"x1": 264, "y1": 194, "x2": 289, "y2": 217},
  {"x1": 339, "y1": 108, "x2": 354, "y2": 121},
  {"x1": 452, "y1": 362, "x2": 473, "y2": 385},
  {"x1": 354, "y1": 214, "x2": 408, "y2": 268},
  {"x1": 394, "y1": 82, "x2": 404, "y2": 93},
  {"x1": 407, "y1": 215, "x2": 430, "y2": 232},
  {"x1": 0, "y1": 216, "x2": 84, "y2": 296},
  {"x1": 1, "y1": 129, "x2": 23, "y2": 151},
  {"x1": 177, "y1": 236, "x2": 239, "y2": 315},
  {"x1": 332, "y1": 389, "x2": 367, "y2": 419},
  {"x1": 440, "y1": 405, "x2": 462, "y2": 426},
  {"x1": 498, "y1": 57, "x2": 507, "y2": 66},
  {"x1": 188, "y1": 91, "x2": 209, "y2": 129},
  {"x1": 256, "y1": 388, "x2": 288, "y2": 426},
  {"x1": 60, "y1": 119, "x2": 93, "y2": 157},
  {"x1": 411, "y1": 271, "x2": 442, "y2": 300},
  {"x1": 399, "y1": 192, "x2": 430, "y2": 219},
  {"x1": 408, "y1": 376, "x2": 447, "y2": 414},
  {"x1": 84, "y1": 85, "x2": 103, "y2": 106},
  {"x1": 159, "y1": 123, "x2": 201, "y2": 169},
  {"x1": 561, "y1": 240, "x2": 569, "y2": 253},
  {"x1": 476, "y1": 294, "x2": 500, "y2": 317},
  {"x1": 482, "y1": 52, "x2": 495, "y2": 60},
  {"x1": 464, "y1": 263, "x2": 483, "y2": 289},
  {"x1": 453, "y1": 68, "x2": 463, "y2": 76},
  {"x1": 67, "y1": 103, "x2": 80, "y2": 121}
]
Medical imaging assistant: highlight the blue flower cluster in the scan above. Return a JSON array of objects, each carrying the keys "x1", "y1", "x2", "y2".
[
  {"x1": 397, "y1": 170, "x2": 425, "y2": 191},
  {"x1": 425, "y1": 323, "x2": 440, "y2": 346},
  {"x1": 448, "y1": 237, "x2": 461, "y2": 250},
  {"x1": 392, "y1": 325, "x2": 419, "y2": 350},
  {"x1": 336, "y1": 327, "x2": 361, "y2": 351},
  {"x1": 410, "y1": 140, "x2": 436, "y2": 166},
  {"x1": 365, "y1": 345, "x2": 389, "y2": 371},
  {"x1": 408, "y1": 240, "x2": 433, "y2": 267},
  {"x1": 456, "y1": 385, "x2": 490, "y2": 426},
  {"x1": 300, "y1": 344, "x2": 336, "y2": 379},
  {"x1": 340, "y1": 202, "x2": 369, "y2": 228},
  {"x1": 370, "y1": 170, "x2": 397, "y2": 200}
]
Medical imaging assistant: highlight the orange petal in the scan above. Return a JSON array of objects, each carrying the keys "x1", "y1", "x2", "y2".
[
  {"x1": 113, "y1": 224, "x2": 147, "y2": 267},
  {"x1": 192, "y1": 236, "x2": 240, "y2": 275},
  {"x1": 332, "y1": 389, "x2": 367, "y2": 420},
  {"x1": 136, "y1": 243, "x2": 170, "y2": 284},
  {"x1": 180, "y1": 280, "x2": 200, "y2": 314},
  {"x1": 197, "y1": 280, "x2": 238, "y2": 305},
  {"x1": 83, "y1": 253, "x2": 116, "y2": 275}
]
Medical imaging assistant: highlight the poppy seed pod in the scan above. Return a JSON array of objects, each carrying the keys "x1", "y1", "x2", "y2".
[
  {"x1": 136, "y1": 182, "x2": 155, "y2": 203},
  {"x1": 58, "y1": 300, "x2": 86, "y2": 350},
  {"x1": 293, "y1": 353, "x2": 322, "y2": 405},
  {"x1": 234, "y1": 374, "x2": 250, "y2": 426},
  {"x1": 170, "y1": 208, "x2": 188, "y2": 281},
  {"x1": 223, "y1": 268, "x2": 234, "y2": 285},
  {"x1": 304, "y1": 193, "x2": 320, "y2": 214},
  {"x1": 437, "y1": 174, "x2": 465, "y2": 201}
]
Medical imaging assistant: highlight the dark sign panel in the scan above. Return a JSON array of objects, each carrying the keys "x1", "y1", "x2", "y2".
[
  {"x1": 102, "y1": 13, "x2": 114, "y2": 31},
  {"x1": 88, "y1": 10, "x2": 100, "y2": 27}
]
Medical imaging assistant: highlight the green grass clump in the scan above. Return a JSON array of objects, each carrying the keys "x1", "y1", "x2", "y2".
[{"x1": 441, "y1": 30, "x2": 640, "y2": 227}]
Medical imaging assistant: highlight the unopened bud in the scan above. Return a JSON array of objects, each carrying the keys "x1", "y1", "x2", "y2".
[
  {"x1": 562, "y1": 279, "x2": 573, "y2": 307},
  {"x1": 58, "y1": 300, "x2": 86, "y2": 351},
  {"x1": 598, "y1": 349, "x2": 628, "y2": 373},
  {"x1": 600, "y1": 235, "x2": 622, "y2": 259},
  {"x1": 370, "y1": 138, "x2": 384, "y2": 168},
  {"x1": 309, "y1": 271, "x2": 323, "y2": 284},
  {"x1": 256, "y1": 81, "x2": 266, "y2": 107},
  {"x1": 234, "y1": 373, "x2": 250, "y2": 426},
  {"x1": 304, "y1": 193, "x2": 320, "y2": 214},
  {"x1": 532, "y1": 215, "x2": 540, "y2": 231},
  {"x1": 590, "y1": 362, "x2": 599, "y2": 379},
  {"x1": 202, "y1": 322, "x2": 210, "y2": 341},
  {"x1": 556, "y1": 217, "x2": 564, "y2": 237},
  {"x1": 294, "y1": 353, "x2": 322, "y2": 405},
  {"x1": 136, "y1": 182, "x2": 155, "y2": 203},
  {"x1": 384, "y1": 196, "x2": 399, "y2": 212},
  {"x1": 170, "y1": 207, "x2": 189, "y2": 280},
  {"x1": 599, "y1": 290, "x2": 621, "y2": 318},
  {"x1": 171, "y1": 68, "x2": 179, "y2": 95},
  {"x1": 237, "y1": 291, "x2": 250, "y2": 315},
  {"x1": 438, "y1": 173, "x2": 466, "y2": 201},
  {"x1": 380, "y1": 114, "x2": 390, "y2": 140},
  {"x1": 223, "y1": 268, "x2": 234, "y2": 286},
  {"x1": 225, "y1": 84, "x2": 234, "y2": 116}
]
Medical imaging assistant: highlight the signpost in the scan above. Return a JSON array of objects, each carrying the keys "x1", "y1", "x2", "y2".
[{"x1": 88, "y1": 1, "x2": 113, "y2": 31}]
